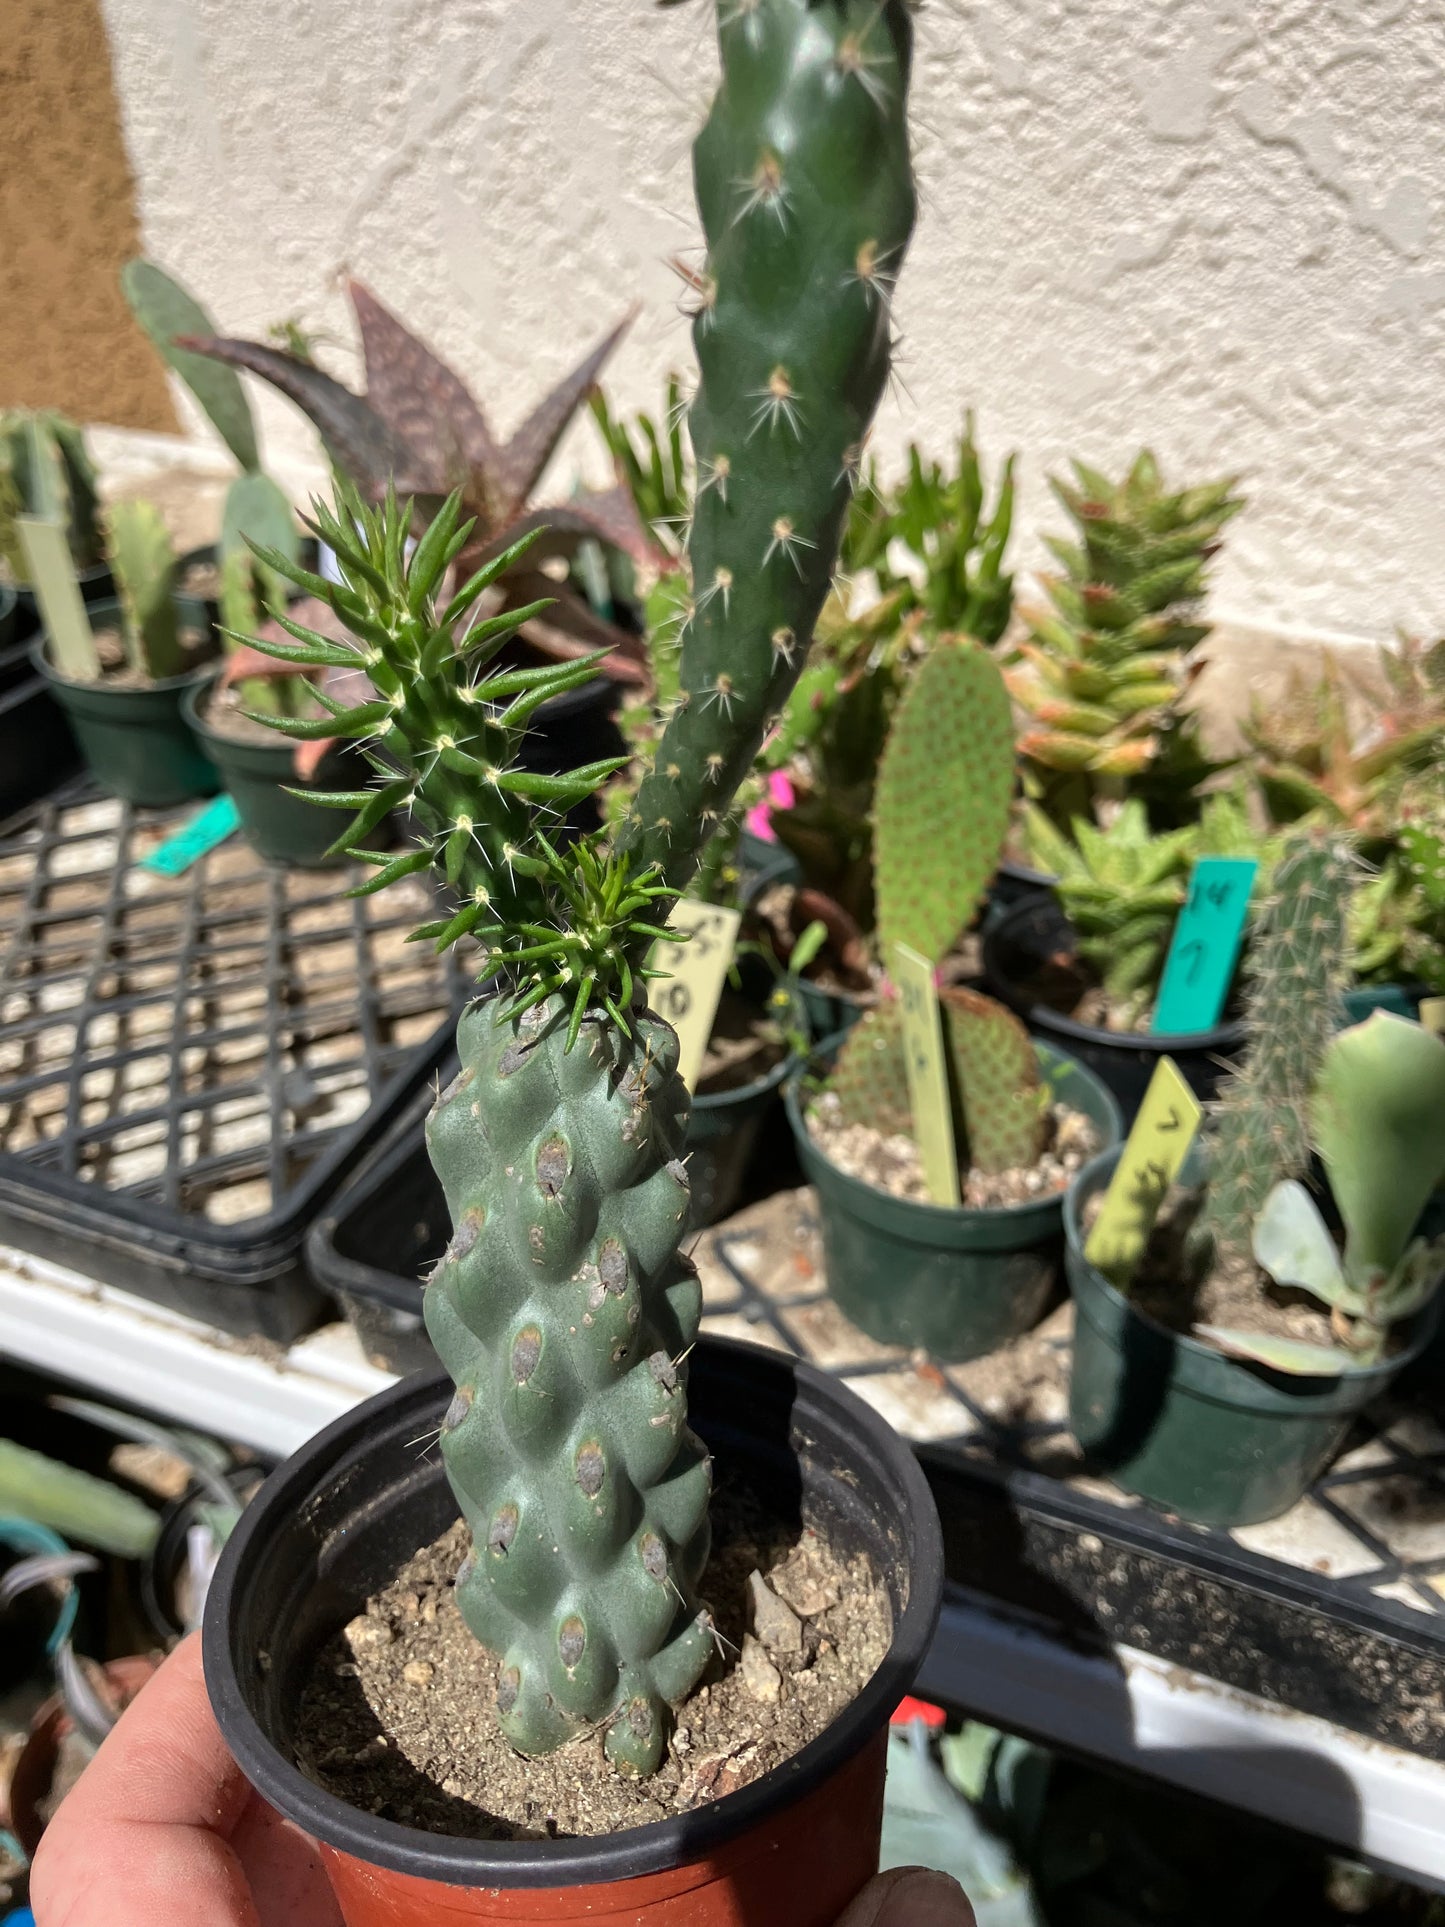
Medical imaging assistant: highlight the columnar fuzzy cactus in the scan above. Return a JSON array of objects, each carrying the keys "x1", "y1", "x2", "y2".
[
  {"x1": 1202, "y1": 834, "x2": 1353, "y2": 1265},
  {"x1": 621, "y1": 0, "x2": 916, "y2": 891},
  {"x1": 244, "y1": 0, "x2": 915, "y2": 1778},
  {"x1": 107, "y1": 500, "x2": 186, "y2": 680},
  {"x1": 1006, "y1": 451, "x2": 1243, "y2": 829},
  {"x1": 827, "y1": 636, "x2": 1047, "y2": 1178}
]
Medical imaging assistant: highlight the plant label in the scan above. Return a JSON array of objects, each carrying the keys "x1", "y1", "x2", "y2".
[
  {"x1": 651, "y1": 900, "x2": 742, "y2": 1091},
  {"x1": 1151, "y1": 856, "x2": 1258, "y2": 1035},
  {"x1": 139, "y1": 794, "x2": 241, "y2": 877},
  {"x1": 1084, "y1": 1056, "x2": 1203, "y2": 1288},
  {"x1": 1421, "y1": 998, "x2": 1445, "y2": 1038},
  {"x1": 17, "y1": 517, "x2": 95, "y2": 681},
  {"x1": 889, "y1": 941, "x2": 960, "y2": 1208}
]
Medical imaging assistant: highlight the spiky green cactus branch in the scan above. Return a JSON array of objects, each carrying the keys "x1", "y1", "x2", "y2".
[{"x1": 621, "y1": 0, "x2": 916, "y2": 893}]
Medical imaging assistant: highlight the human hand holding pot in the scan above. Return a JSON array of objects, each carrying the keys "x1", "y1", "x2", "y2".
[{"x1": 31, "y1": 1639, "x2": 973, "y2": 1927}]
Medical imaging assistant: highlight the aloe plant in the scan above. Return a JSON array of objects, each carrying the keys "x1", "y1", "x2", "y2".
[{"x1": 242, "y1": 0, "x2": 916, "y2": 1776}]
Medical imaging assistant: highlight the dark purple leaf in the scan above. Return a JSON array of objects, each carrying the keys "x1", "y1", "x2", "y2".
[
  {"x1": 493, "y1": 309, "x2": 638, "y2": 519},
  {"x1": 347, "y1": 279, "x2": 498, "y2": 504}
]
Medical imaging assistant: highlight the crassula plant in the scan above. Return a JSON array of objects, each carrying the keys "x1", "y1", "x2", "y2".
[{"x1": 239, "y1": 0, "x2": 916, "y2": 1777}]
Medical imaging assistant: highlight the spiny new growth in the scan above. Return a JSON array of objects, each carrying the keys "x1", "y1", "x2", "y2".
[
  {"x1": 1202, "y1": 833, "x2": 1353, "y2": 1267},
  {"x1": 240, "y1": 481, "x2": 674, "y2": 1045}
]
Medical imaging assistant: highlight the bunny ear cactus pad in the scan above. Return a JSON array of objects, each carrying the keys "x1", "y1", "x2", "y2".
[
  {"x1": 873, "y1": 635, "x2": 1015, "y2": 967},
  {"x1": 622, "y1": 0, "x2": 917, "y2": 893}
]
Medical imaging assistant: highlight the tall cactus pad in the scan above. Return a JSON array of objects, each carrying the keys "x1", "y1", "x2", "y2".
[
  {"x1": 941, "y1": 987, "x2": 1045, "y2": 1176},
  {"x1": 624, "y1": 0, "x2": 916, "y2": 891},
  {"x1": 874, "y1": 636, "x2": 1015, "y2": 967},
  {"x1": 426, "y1": 995, "x2": 712, "y2": 1775},
  {"x1": 1204, "y1": 834, "x2": 1352, "y2": 1264}
]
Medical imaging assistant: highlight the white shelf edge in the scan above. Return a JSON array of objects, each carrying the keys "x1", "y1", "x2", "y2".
[
  {"x1": 0, "y1": 1244, "x2": 395, "y2": 1458},
  {"x1": 918, "y1": 1591, "x2": 1445, "y2": 1888}
]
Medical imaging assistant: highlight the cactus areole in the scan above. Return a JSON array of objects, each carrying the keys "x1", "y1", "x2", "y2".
[{"x1": 239, "y1": 0, "x2": 915, "y2": 1779}]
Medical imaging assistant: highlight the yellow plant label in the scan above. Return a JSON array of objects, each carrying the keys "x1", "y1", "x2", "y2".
[
  {"x1": 889, "y1": 941, "x2": 960, "y2": 1208},
  {"x1": 1084, "y1": 1057, "x2": 1203, "y2": 1287},
  {"x1": 650, "y1": 900, "x2": 742, "y2": 1091},
  {"x1": 1420, "y1": 998, "x2": 1445, "y2": 1038},
  {"x1": 17, "y1": 517, "x2": 94, "y2": 680}
]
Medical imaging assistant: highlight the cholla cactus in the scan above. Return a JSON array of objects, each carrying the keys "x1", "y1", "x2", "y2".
[
  {"x1": 245, "y1": 0, "x2": 915, "y2": 1777},
  {"x1": 1201, "y1": 1013, "x2": 1445, "y2": 1372},
  {"x1": 0, "y1": 411, "x2": 104, "y2": 584},
  {"x1": 826, "y1": 636, "x2": 1047, "y2": 1178},
  {"x1": 1202, "y1": 834, "x2": 1353, "y2": 1266},
  {"x1": 1006, "y1": 450, "x2": 1243, "y2": 829}
]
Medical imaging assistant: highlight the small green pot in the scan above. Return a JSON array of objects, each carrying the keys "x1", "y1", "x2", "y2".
[
  {"x1": 689, "y1": 1044, "x2": 799, "y2": 1230},
  {"x1": 785, "y1": 1040, "x2": 1123, "y2": 1363},
  {"x1": 1064, "y1": 1146, "x2": 1438, "y2": 1527},
  {"x1": 182, "y1": 677, "x2": 351, "y2": 868},
  {"x1": 31, "y1": 598, "x2": 218, "y2": 808}
]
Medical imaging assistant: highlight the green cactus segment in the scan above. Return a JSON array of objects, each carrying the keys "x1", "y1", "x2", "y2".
[
  {"x1": 121, "y1": 260, "x2": 261, "y2": 473},
  {"x1": 622, "y1": 0, "x2": 916, "y2": 894},
  {"x1": 424, "y1": 993, "x2": 710, "y2": 1773},
  {"x1": 107, "y1": 499, "x2": 184, "y2": 680},
  {"x1": 940, "y1": 987, "x2": 1046, "y2": 1176},
  {"x1": 0, "y1": 411, "x2": 104, "y2": 582},
  {"x1": 1311, "y1": 1011, "x2": 1445, "y2": 1295},
  {"x1": 827, "y1": 986, "x2": 1044, "y2": 1178},
  {"x1": 1203, "y1": 834, "x2": 1352, "y2": 1265},
  {"x1": 873, "y1": 636, "x2": 1014, "y2": 967}
]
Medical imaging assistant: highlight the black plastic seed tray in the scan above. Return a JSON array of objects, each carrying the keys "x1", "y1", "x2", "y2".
[
  {"x1": 694, "y1": 1189, "x2": 1445, "y2": 1761},
  {"x1": 0, "y1": 782, "x2": 472, "y2": 1339}
]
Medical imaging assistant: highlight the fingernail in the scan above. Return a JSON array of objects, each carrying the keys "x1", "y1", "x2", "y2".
[{"x1": 874, "y1": 1869, "x2": 972, "y2": 1927}]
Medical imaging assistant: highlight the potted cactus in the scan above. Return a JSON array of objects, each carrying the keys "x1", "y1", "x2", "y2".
[
  {"x1": 29, "y1": 498, "x2": 220, "y2": 807},
  {"x1": 0, "y1": 410, "x2": 113, "y2": 614},
  {"x1": 785, "y1": 635, "x2": 1122, "y2": 1361},
  {"x1": 204, "y1": 9, "x2": 943, "y2": 1925},
  {"x1": 1066, "y1": 835, "x2": 1445, "y2": 1527},
  {"x1": 983, "y1": 792, "x2": 1272, "y2": 1116},
  {"x1": 756, "y1": 418, "x2": 1018, "y2": 1034}
]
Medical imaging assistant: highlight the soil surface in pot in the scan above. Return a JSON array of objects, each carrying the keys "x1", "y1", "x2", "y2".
[
  {"x1": 60, "y1": 621, "x2": 213, "y2": 690},
  {"x1": 695, "y1": 987, "x2": 787, "y2": 1097},
  {"x1": 806, "y1": 1090, "x2": 1100, "y2": 1208},
  {"x1": 199, "y1": 679, "x2": 329, "y2": 747},
  {"x1": 1085, "y1": 1184, "x2": 1393, "y2": 1360},
  {"x1": 293, "y1": 1478, "x2": 890, "y2": 1840}
]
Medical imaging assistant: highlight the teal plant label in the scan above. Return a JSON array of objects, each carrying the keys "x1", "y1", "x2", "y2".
[
  {"x1": 650, "y1": 900, "x2": 742, "y2": 1091},
  {"x1": 17, "y1": 517, "x2": 95, "y2": 680},
  {"x1": 1084, "y1": 1057, "x2": 1203, "y2": 1287},
  {"x1": 889, "y1": 941, "x2": 960, "y2": 1207},
  {"x1": 139, "y1": 795, "x2": 240, "y2": 877},
  {"x1": 1152, "y1": 856, "x2": 1258, "y2": 1035}
]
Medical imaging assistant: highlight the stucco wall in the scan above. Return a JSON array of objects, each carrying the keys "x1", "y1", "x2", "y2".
[{"x1": 96, "y1": 0, "x2": 1445, "y2": 643}]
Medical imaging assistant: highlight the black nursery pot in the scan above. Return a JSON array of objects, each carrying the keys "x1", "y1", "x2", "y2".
[
  {"x1": 203, "y1": 1336, "x2": 943, "y2": 1926},
  {"x1": 982, "y1": 894, "x2": 1245, "y2": 1122}
]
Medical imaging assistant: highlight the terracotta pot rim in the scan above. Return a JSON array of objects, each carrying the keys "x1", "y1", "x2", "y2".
[{"x1": 203, "y1": 1335, "x2": 943, "y2": 1890}]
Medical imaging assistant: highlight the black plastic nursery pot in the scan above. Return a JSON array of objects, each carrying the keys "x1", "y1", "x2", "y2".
[
  {"x1": 785, "y1": 1039, "x2": 1123, "y2": 1364},
  {"x1": 982, "y1": 894, "x2": 1245, "y2": 1121},
  {"x1": 982, "y1": 855, "x2": 1057, "y2": 930},
  {"x1": 31, "y1": 597, "x2": 219, "y2": 808},
  {"x1": 181, "y1": 675, "x2": 354, "y2": 868},
  {"x1": 0, "y1": 641, "x2": 80, "y2": 817},
  {"x1": 203, "y1": 1337, "x2": 944, "y2": 1927},
  {"x1": 1064, "y1": 1145, "x2": 1439, "y2": 1529}
]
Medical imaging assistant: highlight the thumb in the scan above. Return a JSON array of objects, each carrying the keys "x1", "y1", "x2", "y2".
[{"x1": 836, "y1": 1867, "x2": 975, "y2": 1927}]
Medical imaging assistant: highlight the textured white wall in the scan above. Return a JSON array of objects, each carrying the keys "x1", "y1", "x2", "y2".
[{"x1": 99, "y1": 0, "x2": 1445, "y2": 643}]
